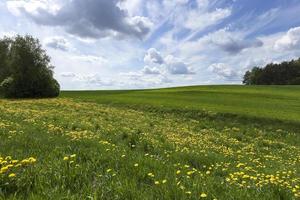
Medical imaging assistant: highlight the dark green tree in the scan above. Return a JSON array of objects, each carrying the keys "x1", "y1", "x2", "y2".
[{"x1": 0, "y1": 35, "x2": 60, "y2": 98}]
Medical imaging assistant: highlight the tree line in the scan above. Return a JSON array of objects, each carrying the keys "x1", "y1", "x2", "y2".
[
  {"x1": 0, "y1": 35, "x2": 60, "y2": 98},
  {"x1": 243, "y1": 58, "x2": 300, "y2": 85}
]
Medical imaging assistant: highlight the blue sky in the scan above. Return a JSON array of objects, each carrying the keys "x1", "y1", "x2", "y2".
[{"x1": 1, "y1": 0, "x2": 300, "y2": 90}]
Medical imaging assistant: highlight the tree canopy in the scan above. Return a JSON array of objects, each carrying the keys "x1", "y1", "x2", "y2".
[
  {"x1": 243, "y1": 58, "x2": 300, "y2": 85},
  {"x1": 0, "y1": 35, "x2": 60, "y2": 98}
]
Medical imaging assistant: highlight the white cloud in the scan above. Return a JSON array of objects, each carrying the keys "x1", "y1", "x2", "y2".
[
  {"x1": 44, "y1": 37, "x2": 71, "y2": 51},
  {"x1": 209, "y1": 63, "x2": 239, "y2": 80},
  {"x1": 164, "y1": 55, "x2": 195, "y2": 75},
  {"x1": 142, "y1": 66, "x2": 161, "y2": 75},
  {"x1": 144, "y1": 48, "x2": 164, "y2": 65},
  {"x1": 274, "y1": 26, "x2": 300, "y2": 51},
  {"x1": 185, "y1": 8, "x2": 231, "y2": 31},
  {"x1": 71, "y1": 55, "x2": 108, "y2": 64},
  {"x1": 60, "y1": 72, "x2": 76, "y2": 78}
]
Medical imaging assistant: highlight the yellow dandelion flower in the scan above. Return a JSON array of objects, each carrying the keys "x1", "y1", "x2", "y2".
[
  {"x1": 8, "y1": 173, "x2": 16, "y2": 178},
  {"x1": 70, "y1": 154, "x2": 76, "y2": 158},
  {"x1": 63, "y1": 156, "x2": 69, "y2": 161},
  {"x1": 106, "y1": 168, "x2": 112, "y2": 173},
  {"x1": 200, "y1": 193, "x2": 207, "y2": 198}
]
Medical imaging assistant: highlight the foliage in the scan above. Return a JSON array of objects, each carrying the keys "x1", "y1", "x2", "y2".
[
  {"x1": 0, "y1": 86, "x2": 300, "y2": 199},
  {"x1": 243, "y1": 58, "x2": 300, "y2": 85},
  {"x1": 0, "y1": 35, "x2": 60, "y2": 98}
]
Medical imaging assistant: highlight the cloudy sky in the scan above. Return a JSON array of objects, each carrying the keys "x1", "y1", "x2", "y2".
[{"x1": 1, "y1": 0, "x2": 300, "y2": 90}]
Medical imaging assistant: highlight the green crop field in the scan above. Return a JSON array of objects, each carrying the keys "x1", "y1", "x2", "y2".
[{"x1": 1, "y1": 85, "x2": 300, "y2": 199}]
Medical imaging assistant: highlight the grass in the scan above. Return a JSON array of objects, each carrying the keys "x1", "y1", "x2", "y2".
[{"x1": 0, "y1": 85, "x2": 300, "y2": 199}]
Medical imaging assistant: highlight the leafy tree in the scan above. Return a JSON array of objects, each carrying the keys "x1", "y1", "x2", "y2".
[
  {"x1": 0, "y1": 35, "x2": 60, "y2": 98},
  {"x1": 0, "y1": 37, "x2": 11, "y2": 83}
]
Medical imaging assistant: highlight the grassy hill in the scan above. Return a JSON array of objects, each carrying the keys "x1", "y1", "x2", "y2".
[
  {"x1": 1, "y1": 85, "x2": 300, "y2": 199},
  {"x1": 62, "y1": 85, "x2": 300, "y2": 125}
]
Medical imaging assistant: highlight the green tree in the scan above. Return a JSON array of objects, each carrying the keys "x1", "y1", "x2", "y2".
[
  {"x1": 0, "y1": 37, "x2": 11, "y2": 83},
  {"x1": 0, "y1": 35, "x2": 60, "y2": 98}
]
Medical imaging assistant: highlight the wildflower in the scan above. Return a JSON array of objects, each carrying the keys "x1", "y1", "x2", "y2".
[
  {"x1": 176, "y1": 170, "x2": 181, "y2": 175},
  {"x1": 186, "y1": 191, "x2": 192, "y2": 195},
  {"x1": 147, "y1": 173, "x2": 154, "y2": 177},
  {"x1": 121, "y1": 154, "x2": 126, "y2": 158},
  {"x1": 8, "y1": 173, "x2": 16, "y2": 178},
  {"x1": 154, "y1": 181, "x2": 160, "y2": 185},
  {"x1": 162, "y1": 179, "x2": 167, "y2": 184},
  {"x1": 28, "y1": 157, "x2": 36, "y2": 163},
  {"x1": 106, "y1": 169, "x2": 112, "y2": 173},
  {"x1": 63, "y1": 156, "x2": 69, "y2": 161},
  {"x1": 134, "y1": 163, "x2": 139, "y2": 167},
  {"x1": 200, "y1": 193, "x2": 207, "y2": 198},
  {"x1": 187, "y1": 171, "x2": 194, "y2": 175},
  {"x1": 70, "y1": 154, "x2": 76, "y2": 158},
  {"x1": 206, "y1": 170, "x2": 211, "y2": 175}
]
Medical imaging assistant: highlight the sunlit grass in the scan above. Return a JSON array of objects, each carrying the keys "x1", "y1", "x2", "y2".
[{"x1": 0, "y1": 86, "x2": 300, "y2": 199}]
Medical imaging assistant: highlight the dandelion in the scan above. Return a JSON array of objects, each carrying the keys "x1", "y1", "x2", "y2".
[
  {"x1": 63, "y1": 156, "x2": 69, "y2": 161},
  {"x1": 176, "y1": 170, "x2": 181, "y2": 175},
  {"x1": 200, "y1": 193, "x2": 207, "y2": 198},
  {"x1": 70, "y1": 154, "x2": 76, "y2": 158},
  {"x1": 8, "y1": 173, "x2": 16, "y2": 178},
  {"x1": 134, "y1": 163, "x2": 139, "y2": 167},
  {"x1": 106, "y1": 168, "x2": 112, "y2": 173}
]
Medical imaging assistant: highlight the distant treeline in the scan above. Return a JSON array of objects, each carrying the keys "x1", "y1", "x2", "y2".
[{"x1": 243, "y1": 58, "x2": 300, "y2": 85}]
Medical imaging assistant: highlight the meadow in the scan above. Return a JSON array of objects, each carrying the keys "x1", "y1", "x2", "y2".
[{"x1": 0, "y1": 85, "x2": 300, "y2": 199}]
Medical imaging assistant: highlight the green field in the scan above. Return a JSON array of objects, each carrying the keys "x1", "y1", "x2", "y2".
[{"x1": 1, "y1": 85, "x2": 300, "y2": 199}]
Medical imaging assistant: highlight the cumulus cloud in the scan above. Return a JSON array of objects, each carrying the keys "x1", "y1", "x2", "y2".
[
  {"x1": 44, "y1": 37, "x2": 70, "y2": 51},
  {"x1": 142, "y1": 66, "x2": 161, "y2": 75},
  {"x1": 11, "y1": 0, "x2": 153, "y2": 39},
  {"x1": 274, "y1": 26, "x2": 300, "y2": 51},
  {"x1": 164, "y1": 55, "x2": 195, "y2": 75},
  {"x1": 144, "y1": 48, "x2": 164, "y2": 65},
  {"x1": 209, "y1": 63, "x2": 239, "y2": 80},
  {"x1": 143, "y1": 48, "x2": 194, "y2": 75}
]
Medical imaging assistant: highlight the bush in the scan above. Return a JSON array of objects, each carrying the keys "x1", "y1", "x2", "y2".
[{"x1": 0, "y1": 35, "x2": 60, "y2": 98}]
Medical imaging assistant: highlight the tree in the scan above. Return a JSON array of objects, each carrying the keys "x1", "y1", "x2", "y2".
[
  {"x1": 0, "y1": 37, "x2": 11, "y2": 83},
  {"x1": 0, "y1": 35, "x2": 60, "y2": 98}
]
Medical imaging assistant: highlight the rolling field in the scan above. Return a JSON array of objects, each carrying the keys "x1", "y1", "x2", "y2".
[{"x1": 1, "y1": 85, "x2": 300, "y2": 199}]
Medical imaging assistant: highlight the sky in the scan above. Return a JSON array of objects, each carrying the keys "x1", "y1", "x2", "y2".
[{"x1": 1, "y1": 0, "x2": 300, "y2": 90}]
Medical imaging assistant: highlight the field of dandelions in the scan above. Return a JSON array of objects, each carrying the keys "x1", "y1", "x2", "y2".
[{"x1": 1, "y1": 87, "x2": 300, "y2": 199}]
